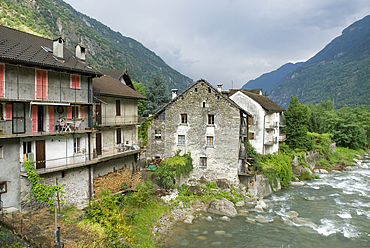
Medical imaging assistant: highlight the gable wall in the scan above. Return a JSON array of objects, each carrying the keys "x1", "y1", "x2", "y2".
[{"x1": 149, "y1": 82, "x2": 242, "y2": 184}]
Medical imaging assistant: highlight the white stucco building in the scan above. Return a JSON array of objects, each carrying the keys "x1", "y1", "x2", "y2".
[{"x1": 228, "y1": 89, "x2": 285, "y2": 155}]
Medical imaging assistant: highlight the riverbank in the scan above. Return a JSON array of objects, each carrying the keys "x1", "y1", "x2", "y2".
[{"x1": 163, "y1": 155, "x2": 370, "y2": 247}]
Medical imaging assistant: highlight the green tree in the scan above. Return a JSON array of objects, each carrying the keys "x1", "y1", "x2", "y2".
[
  {"x1": 143, "y1": 72, "x2": 170, "y2": 116},
  {"x1": 132, "y1": 81, "x2": 146, "y2": 117},
  {"x1": 284, "y1": 95, "x2": 310, "y2": 150}
]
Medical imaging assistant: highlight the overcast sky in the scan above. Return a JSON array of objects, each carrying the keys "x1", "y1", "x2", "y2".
[{"x1": 64, "y1": 0, "x2": 370, "y2": 89}]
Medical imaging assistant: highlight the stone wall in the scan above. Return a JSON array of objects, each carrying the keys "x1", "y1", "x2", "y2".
[{"x1": 147, "y1": 80, "x2": 243, "y2": 185}]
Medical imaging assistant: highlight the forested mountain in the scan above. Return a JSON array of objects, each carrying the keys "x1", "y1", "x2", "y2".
[
  {"x1": 242, "y1": 62, "x2": 304, "y2": 94},
  {"x1": 267, "y1": 15, "x2": 370, "y2": 109},
  {"x1": 0, "y1": 0, "x2": 193, "y2": 92}
]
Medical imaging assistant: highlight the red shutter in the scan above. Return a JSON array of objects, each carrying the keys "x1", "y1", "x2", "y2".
[
  {"x1": 0, "y1": 64, "x2": 4, "y2": 97},
  {"x1": 67, "y1": 106, "x2": 72, "y2": 119},
  {"x1": 42, "y1": 70, "x2": 47, "y2": 98},
  {"x1": 71, "y1": 75, "x2": 80, "y2": 89},
  {"x1": 5, "y1": 104, "x2": 12, "y2": 120},
  {"x1": 31, "y1": 105, "x2": 38, "y2": 133},
  {"x1": 48, "y1": 106, "x2": 54, "y2": 132},
  {"x1": 71, "y1": 75, "x2": 75, "y2": 88},
  {"x1": 36, "y1": 70, "x2": 47, "y2": 99},
  {"x1": 76, "y1": 75, "x2": 80, "y2": 89},
  {"x1": 80, "y1": 106, "x2": 85, "y2": 119}
]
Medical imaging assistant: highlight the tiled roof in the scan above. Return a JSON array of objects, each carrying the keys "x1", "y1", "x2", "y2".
[
  {"x1": 99, "y1": 69, "x2": 135, "y2": 89},
  {"x1": 155, "y1": 79, "x2": 252, "y2": 117},
  {"x1": 93, "y1": 75, "x2": 146, "y2": 99},
  {"x1": 0, "y1": 25, "x2": 101, "y2": 76},
  {"x1": 229, "y1": 89, "x2": 285, "y2": 112}
]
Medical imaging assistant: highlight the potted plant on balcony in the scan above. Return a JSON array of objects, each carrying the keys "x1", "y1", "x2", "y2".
[{"x1": 92, "y1": 121, "x2": 98, "y2": 130}]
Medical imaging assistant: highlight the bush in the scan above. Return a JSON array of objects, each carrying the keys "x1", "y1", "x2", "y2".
[{"x1": 258, "y1": 154, "x2": 294, "y2": 189}]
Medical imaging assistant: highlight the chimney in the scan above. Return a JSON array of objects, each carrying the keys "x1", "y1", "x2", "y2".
[
  {"x1": 75, "y1": 44, "x2": 86, "y2": 60},
  {"x1": 53, "y1": 37, "x2": 64, "y2": 58},
  {"x1": 172, "y1": 89, "x2": 178, "y2": 99},
  {"x1": 217, "y1": 84, "x2": 223, "y2": 93}
]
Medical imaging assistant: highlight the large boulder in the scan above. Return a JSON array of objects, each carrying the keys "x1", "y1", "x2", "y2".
[
  {"x1": 207, "y1": 198, "x2": 237, "y2": 217},
  {"x1": 248, "y1": 174, "x2": 281, "y2": 198}
]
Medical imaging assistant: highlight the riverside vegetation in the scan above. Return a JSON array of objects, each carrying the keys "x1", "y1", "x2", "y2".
[{"x1": 9, "y1": 97, "x2": 367, "y2": 247}]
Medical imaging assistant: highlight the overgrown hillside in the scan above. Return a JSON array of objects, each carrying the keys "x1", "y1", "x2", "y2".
[
  {"x1": 268, "y1": 15, "x2": 370, "y2": 109},
  {"x1": 0, "y1": 0, "x2": 193, "y2": 92}
]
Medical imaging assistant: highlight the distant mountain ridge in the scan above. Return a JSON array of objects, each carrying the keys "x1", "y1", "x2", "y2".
[
  {"x1": 0, "y1": 0, "x2": 193, "y2": 92},
  {"x1": 243, "y1": 15, "x2": 370, "y2": 109},
  {"x1": 242, "y1": 62, "x2": 304, "y2": 93}
]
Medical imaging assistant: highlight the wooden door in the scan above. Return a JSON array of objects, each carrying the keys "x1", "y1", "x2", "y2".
[
  {"x1": 96, "y1": 104, "x2": 102, "y2": 125},
  {"x1": 96, "y1": 133, "x2": 102, "y2": 156},
  {"x1": 36, "y1": 140, "x2": 45, "y2": 169}
]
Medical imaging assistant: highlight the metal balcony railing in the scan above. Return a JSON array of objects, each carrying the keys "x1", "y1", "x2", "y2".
[{"x1": 96, "y1": 114, "x2": 139, "y2": 126}]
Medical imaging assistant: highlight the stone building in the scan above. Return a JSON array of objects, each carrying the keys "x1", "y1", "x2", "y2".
[
  {"x1": 147, "y1": 79, "x2": 251, "y2": 185},
  {"x1": 228, "y1": 89, "x2": 285, "y2": 155}
]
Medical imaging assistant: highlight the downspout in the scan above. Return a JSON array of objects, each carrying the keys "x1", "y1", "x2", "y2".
[{"x1": 263, "y1": 114, "x2": 266, "y2": 155}]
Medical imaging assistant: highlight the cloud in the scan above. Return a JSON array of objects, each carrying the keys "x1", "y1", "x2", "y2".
[{"x1": 64, "y1": 0, "x2": 370, "y2": 89}]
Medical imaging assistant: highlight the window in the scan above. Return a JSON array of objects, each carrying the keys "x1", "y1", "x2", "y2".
[
  {"x1": 207, "y1": 136, "x2": 214, "y2": 147},
  {"x1": 72, "y1": 106, "x2": 79, "y2": 119},
  {"x1": 36, "y1": 70, "x2": 47, "y2": 99},
  {"x1": 155, "y1": 129, "x2": 161, "y2": 139},
  {"x1": 178, "y1": 135, "x2": 185, "y2": 145},
  {"x1": 23, "y1": 141, "x2": 32, "y2": 155},
  {"x1": 208, "y1": 115, "x2": 214, "y2": 125},
  {"x1": 200, "y1": 157, "x2": 207, "y2": 167},
  {"x1": 202, "y1": 101, "x2": 206, "y2": 108},
  {"x1": 181, "y1": 114, "x2": 187, "y2": 124},
  {"x1": 195, "y1": 88, "x2": 197, "y2": 92},
  {"x1": 74, "y1": 137, "x2": 81, "y2": 153},
  {"x1": 208, "y1": 87, "x2": 211, "y2": 93},
  {"x1": 71, "y1": 75, "x2": 81, "y2": 89},
  {"x1": 116, "y1": 100, "x2": 121, "y2": 116},
  {"x1": 249, "y1": 132, "x2": 255, "y2": 140},
  {"x1": 0, "y1": 146, "x2": 3, "y2": 159},
  {"x1": 116, "y1": 128, "x2": 121, "y2": 144},
  {"x1": 13, "y1": 103, "x2": 25, "y2": 133},
  {"x1": 0, "y1": 103, "x2": 2, "y2": 120}
]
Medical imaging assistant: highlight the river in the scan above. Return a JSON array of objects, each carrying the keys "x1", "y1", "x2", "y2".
[{"x1": 168, "y1": 156, "x2": 370, "y2": 247}]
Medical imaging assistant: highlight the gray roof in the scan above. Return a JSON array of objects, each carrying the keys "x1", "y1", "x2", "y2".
[
  {"x1": 155, "y1": 79, "x2": 252, "y2": 117},
  {"x1": 0, "y1": 25, "x2": 101, "y2": 76},
  {"x1": 93, "y1": 75, "x2": 146, "y2": 100},
  {"x1": 229, "y1": 89, "x2": 285, "y2": 112}
]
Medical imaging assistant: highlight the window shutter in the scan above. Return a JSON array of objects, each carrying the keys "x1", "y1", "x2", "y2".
[
  {"x1": 80, "y1": 106, "x2": 85, "y2": 119},
  {"x1": 67, "y1": 106, "x2": 72, "y2": 119},
  {"x1": 71, "y1": 75, "x2": 81, "y2": 89},
  {"x1": 31, "y1": 105, "x2": 37, "y2": 133},
  {"x1": 0, "y1": 64, "x2": 4, "y2": 97},
  {"x1": 36, "y1": 70, "x2": 47, "y2": 99},
  {"x1": 48, "y1": 106, "x2": 54, "y2": 132},
  {"x1": 5, "y1": 104, "x2": 12, "y2": 120},
  {"x1": 76, "y1": 75, "x2": 80, "y2": 89}
]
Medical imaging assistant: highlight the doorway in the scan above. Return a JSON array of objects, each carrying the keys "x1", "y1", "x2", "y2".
[{"x1": 36, "y1": 140, "x2": 45, "y2": 169}]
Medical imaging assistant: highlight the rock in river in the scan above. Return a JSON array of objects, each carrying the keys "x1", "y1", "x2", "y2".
[{"x1": 207, "y1": 198, "x2": 237, "y2": 217}]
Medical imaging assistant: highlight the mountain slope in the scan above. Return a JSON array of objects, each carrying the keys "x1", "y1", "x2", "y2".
[
  {"x1": 0, "y1": 0, "x2": 193, "y2": 92},
  {"x1": 242, "y1": 62, "x2": 304, "y2": 93},
  {"x1": 268, "y1": 15, "x2": 370, "y2": 109}
]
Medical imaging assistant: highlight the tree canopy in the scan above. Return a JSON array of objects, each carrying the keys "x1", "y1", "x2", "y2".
[{"x1": 143, "y1": 72, "x2": 171, "y2": 116}]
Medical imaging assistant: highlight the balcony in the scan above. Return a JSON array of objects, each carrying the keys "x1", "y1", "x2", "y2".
[
  {"x1": 21, "y1": 145, "x2": 143, "y2": 175},
  {"x1": 96, "y1": 114, "x2": 139, "y2": 127},
  {"x1": 264, "y1": 137, "x2": 278, "y2": 146},
  {"x1": 265, "y1": 121, "x2": 279, "y2": 130},
  {"x1": 279, "y1": 134, "x2": 287, "y2": 142},
  {"x1": 0, "y1": 128, "x2": 92, "y2": 139}
]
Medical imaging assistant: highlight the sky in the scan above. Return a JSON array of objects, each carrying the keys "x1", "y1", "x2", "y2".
[{"x1": 64, "y1": 0, "x2": 370, "y2": 89}]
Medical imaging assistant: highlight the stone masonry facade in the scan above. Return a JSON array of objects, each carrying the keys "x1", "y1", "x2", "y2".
[{"x1": 147, "y1": 79, "x2": 249, "y2": 185}]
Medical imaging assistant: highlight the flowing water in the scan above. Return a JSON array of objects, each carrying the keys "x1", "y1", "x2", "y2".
[{"x1": 168, "y1": 157, "x2": 370, "y2": 247}]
